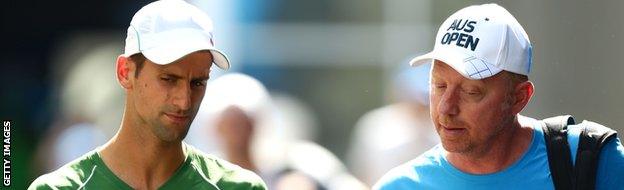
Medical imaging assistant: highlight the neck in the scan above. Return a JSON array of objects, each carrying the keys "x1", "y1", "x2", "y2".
[
  {"x1": 99, "y1": 110, "x2": 186, "y2": 190},
  {"x1": 446, "y1": 118, "x2": 534, "y2": 174}
]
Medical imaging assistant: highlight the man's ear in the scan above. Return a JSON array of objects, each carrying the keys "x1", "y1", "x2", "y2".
[
  {"x1": 116, "y1": 55, "x2": 133, "y2": 89},
  {"x1": 511, "y1": 81, "x2": 534, "y2": 115}
]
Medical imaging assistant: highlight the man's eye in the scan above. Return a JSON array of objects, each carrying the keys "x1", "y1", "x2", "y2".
[
  {"x1": 161, "y1": 77, "x2": 174, "y2": 82},
  {"x1": 193, "y1": 81, "x2": 207, "y2": 87},
  {"x1": 463, "y1": 89, "x2": 480, "y2": 95}
]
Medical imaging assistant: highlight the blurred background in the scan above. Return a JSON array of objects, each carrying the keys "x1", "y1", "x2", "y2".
[{"x1": 2, "y1": 0, "x2": 624, "y2": 189}]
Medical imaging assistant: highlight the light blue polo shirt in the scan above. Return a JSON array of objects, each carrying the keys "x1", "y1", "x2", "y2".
[{"x1": 374, "y1": 121, "x2": 624, "y2": 190}]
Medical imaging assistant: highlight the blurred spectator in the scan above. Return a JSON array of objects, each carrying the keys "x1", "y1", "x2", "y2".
[
  {"x1": 215, "y1": 105, "x2": 258, "y2": 171},
  {"x1": 32, "y1": 40, "x2": 123, "y2": 174},
  {"x1": 186, "y1": 73, "x2": 271, "y2": 163},
  {"x1": 272, "y1": 140, "x2": 368, "y2": 190},
  {"x1": 275, "y1": 170, "x2": 320, "y2": 190},
  {"x1": 187, "y1": 73, "x2": 367, "y2": 189},
  {"x1": 347, "y1": 63, "x2": 439, "y2": 185}
]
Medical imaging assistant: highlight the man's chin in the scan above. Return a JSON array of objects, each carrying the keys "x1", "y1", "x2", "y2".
[
  {"x1": 155, "y1": 129, "x2": 189, "y2": 143},
  {"x1": 440, "y1": 141, "x2": 471, "y2": 153},
  {"x1": 152, "y1": 121, "x2": 191, "y2": 142}
]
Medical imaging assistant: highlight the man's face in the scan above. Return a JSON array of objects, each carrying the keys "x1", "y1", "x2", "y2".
[
  {"x1": 129, "y1": 51, "x2": 212, "y2": 142},
  {"x1": 430, "y1": 60, "x2": 515, "y2": 154}
]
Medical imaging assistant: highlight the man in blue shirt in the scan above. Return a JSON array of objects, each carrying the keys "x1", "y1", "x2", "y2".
[{"x1": 373, "y1": 3, "x2": 624, "y2": 190}]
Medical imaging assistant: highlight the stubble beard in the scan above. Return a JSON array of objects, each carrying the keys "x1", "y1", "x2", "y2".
[{"x1": 149, "y1": 107, "x2": 196, "y2": 143}]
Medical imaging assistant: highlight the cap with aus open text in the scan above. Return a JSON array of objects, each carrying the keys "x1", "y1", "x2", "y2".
[{"x1": 410, "y1": 3, "x2": 532, "y2": 80}]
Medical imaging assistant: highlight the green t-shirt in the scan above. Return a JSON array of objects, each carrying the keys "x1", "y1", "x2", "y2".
[{"x1": 28, "y1": 144, "x2": 267, "y2": 190}]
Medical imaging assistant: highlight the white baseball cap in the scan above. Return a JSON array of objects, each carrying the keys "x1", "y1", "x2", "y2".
[
  {"x1": 123, "y1": 0, "x2": 230, "y2": 70},
  {"x1": 410, "y1": 3, "x2": 531, "y2": 80}
]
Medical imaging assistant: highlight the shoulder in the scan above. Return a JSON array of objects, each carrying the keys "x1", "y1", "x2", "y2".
[
  {"x1": 373, "y1": 145, "x2": 443, "y2": 190},
  {"x1": 572, "y1": 120, "x2": 622, "y2": 160},
  {"x1": 184, "y1": 144, "x2": 267, "y2": 190},
  {"x1": 28, "y1": 150, "x2": 99, "y2": 190},
  {"x1": 568, "y1": 120, "x2": 624, "y2": 189},
  {"x1": 598, "y1": 135, "x2": 624, "y2": 165},
  {"x1": 596, "y1": 132, "x2": 624, "y2": 189}
]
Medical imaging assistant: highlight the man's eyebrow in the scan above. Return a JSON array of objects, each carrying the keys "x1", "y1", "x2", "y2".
[
  {"x1": 192, "y1": 69, "x2": 211, "y2": 81},
  {"x1": 161, "y1": 73, "x2": 183, "y2": 79},
  {"x1": 157, "y1": 67, "x2": 176, "y2": 76},
  {"x1": 192, "y1": 76, "x2": 210, "y2": 81}
]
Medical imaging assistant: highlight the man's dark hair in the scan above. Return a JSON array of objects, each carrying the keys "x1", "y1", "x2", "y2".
[{"x1": 128, "y1": 53, "x2": 146, "y2": 78}]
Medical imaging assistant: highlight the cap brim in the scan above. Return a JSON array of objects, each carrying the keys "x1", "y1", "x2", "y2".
[
  {"x1": 142, "y1": 45, "x2": 230, "y2": 70},
  {"x1": 408, "y1": 51, "x2": 436, "y2": 67},
  {"x1": 409, "y1": 49, "x2": 501, "y2": 80},
  {"x1": 134, "y1": 29, "x2": 231, "y2": 70},
  {"x1": 209, "y1": 49, "x2": 230, "y2": 70}
]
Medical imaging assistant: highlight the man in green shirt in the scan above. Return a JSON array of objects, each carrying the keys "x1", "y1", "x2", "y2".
[{"x1": 29, "y1": 0, "x2": 267, "y2": 189}]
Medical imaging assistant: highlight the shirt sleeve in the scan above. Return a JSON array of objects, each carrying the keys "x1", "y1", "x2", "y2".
[{"x1": 27, "y1": 175, "x2": 56, "y2": 190}]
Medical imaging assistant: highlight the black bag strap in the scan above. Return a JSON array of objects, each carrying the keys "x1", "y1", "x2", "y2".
[
  {"x1": 541, "y1": 115, "x2": 618, "y2": 190},
  {"x1": 574, "y1": 121, "x2": 617, "y2": 190},
  {"x1": 541, "y1": 115, "x2": 576, "y2": 190}
]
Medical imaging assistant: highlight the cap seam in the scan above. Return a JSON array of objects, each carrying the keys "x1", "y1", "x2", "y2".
[
  {"x1": 130, "y1": 25, "x2": 142, "y2": 52},
  {"x1": 497, "y1": 25, "x2": 509, "y2": 71}
]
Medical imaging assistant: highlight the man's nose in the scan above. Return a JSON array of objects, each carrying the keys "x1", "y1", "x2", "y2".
[
  {"x1": 172, "y1": 83, "x2": 192, "y2": 112},
  {"x1": 437, "y1": 88, "x2": 459, "y2": 116}
]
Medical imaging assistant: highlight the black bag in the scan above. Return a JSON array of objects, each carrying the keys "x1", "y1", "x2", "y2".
[{"x1": 541, "y1": 115, "x2": 618, "y2": 190}]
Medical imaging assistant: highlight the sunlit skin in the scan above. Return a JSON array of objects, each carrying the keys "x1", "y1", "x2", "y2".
[
  {"x1": 127, "y1": 53, "x2": 211, "y2": 143},
  {"x1": 99, "y1": 51, "x2": 213, "y2": 190},
  {"x1": 430, "y1": 60, "x2": 535, "y2": 174}
]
